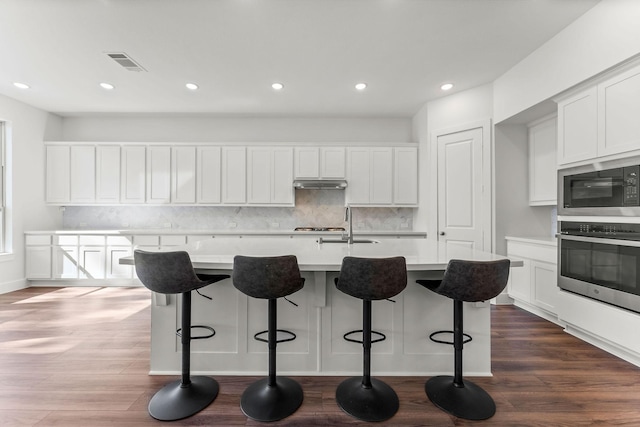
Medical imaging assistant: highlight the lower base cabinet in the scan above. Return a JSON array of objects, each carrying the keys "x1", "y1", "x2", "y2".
[{"x1": 506, "y1": 237, "x2": 558, "y2": 323}]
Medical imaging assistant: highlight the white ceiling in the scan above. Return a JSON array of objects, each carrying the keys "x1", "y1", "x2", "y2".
[{"x1": 0, "y1": 0, "x2": 600, "y2": 118}]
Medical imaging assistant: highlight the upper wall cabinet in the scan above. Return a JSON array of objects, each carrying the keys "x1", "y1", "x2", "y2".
[
  {"x1": 248, "y1": 147, "x2": 294, "y2": 205},
  {"x1": 171, "y1": 146, "x2": 197, "y2": 204},
  {"x1": 221, "y1": 146, "x2": 246, "y2": 204},
  {"x1": 294, "y1": 147, "x2": 345, "y2": 179},
  {"x1": 46, "y1": 145, "x2": 70, "y2": 203},
  {"x1": 556, "y1": 61, "x2": 640, "y2": 166},
  {"x1": 96, "y1": 145, "x2": 121, "y2": 203},
  {"x1": 528, "y1": 115, "x2": 557, "y2": 206},
  {"x1": 346, "y1": 146, "x2": 417, "y2": 206},
  {"x1": 120, "y1": 146, "x2": 146, "y2": 204}
]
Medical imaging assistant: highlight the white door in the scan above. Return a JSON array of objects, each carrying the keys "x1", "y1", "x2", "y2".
[{"x1": 436, "y1": 127, "x2": 486, "y2": 250}]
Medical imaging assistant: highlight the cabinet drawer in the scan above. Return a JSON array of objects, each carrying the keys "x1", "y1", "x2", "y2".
[
  {"x1": 106, "y1": 235, "x2": 133, "y2": 246},
  {"x1": 133, "y1": 235, "x2": 160, "y2": 246},
  {"x1": 53, "y1": 235, "x2": 78, "y2": 246},
  {"x1": 160, "y1": 235, "x2": 187, "y2": 246},
  {"x1": 506, "y1": 241, "x2": 557, "y2": 264},
  {"x1": 26, "y1": 235, "x2": 52, "y2": 245},
  {"x1": 79, "y1": 235, "x2": 105, "y2": 246}
]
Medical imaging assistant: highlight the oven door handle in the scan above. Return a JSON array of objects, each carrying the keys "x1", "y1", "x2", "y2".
[{"x1": 558, "y1": 233, "x2": 640, "y2": 247}]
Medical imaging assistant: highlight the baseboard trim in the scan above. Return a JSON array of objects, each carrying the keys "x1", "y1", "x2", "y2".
[{"x1": 0, "y1": 278, "x2": 28, "y2": 295}]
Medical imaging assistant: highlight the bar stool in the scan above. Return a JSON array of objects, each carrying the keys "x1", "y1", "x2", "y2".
[
  {"x1": 134, "y1": 250, "x2": 230, "y2": 421},
  {"x1": 232, "y1": 255, "x2": 305, "y2": 422},
  {"x1": 416, "y1": 259, "x2": 510, "y2": 420},
  {"x1": 334, "y1": 256, "x2": 407, "y2": 422}
]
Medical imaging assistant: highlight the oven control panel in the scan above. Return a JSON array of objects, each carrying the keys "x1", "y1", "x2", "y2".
[
  {"x1": 624, "y1": 165, "x2": 640, "y2": 206},
  {"x1": 560, "y1": 221, "x2": 640, "y2": 240}
]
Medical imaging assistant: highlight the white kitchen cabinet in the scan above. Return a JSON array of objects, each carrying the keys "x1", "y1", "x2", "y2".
[
  {"x1": 557, "y1": 87, "x2": 598, "y2": 165},
  {"x1": 70, "y1": 145, "x2": 96, "y2": 203},
  {"x1": 506, "y1": 237, "x2": 558, "y2": 323},
  {"x1": 528, "y1": 115, "x2": 557, "y2": 206},
  {"x1": 45, "y1": 145, "x2": 70, "y2": 204},
  {"x1": 147, "y1": 146, "x2": 171, "y2": 204},
  {"x1": 222, "y1": 146, "x2": 246, "y2": 204},
  {"x1": 52, "y1": 235, "x2": 79, "y2": 279},
  {"x1": 25, "y1": 235, "x2": 52, "y2": 279},
  {"x1": 393, "y1": 146, "x2": 418, "y2": 205},
  {"x1": 197, "y1": 146, "x2": 222, "y2": 204},
  {"x1": 294, "y1": 146, "x2": 345, "y2": 179},
  {"x1": 347, "y1": 147, "x2": 393, "y2": 205},
  {"x1": 106, "y1": 236, "x2": 133, "y2": 279},
  {"x1": 597, "y1": 65, "x2": 640, "y2": 157},
  {"x1": 79, "y1": 235, "x2": 106, "y2": 279},
  {"x1": 172, "y1": 146, "x2": 197, "y2": 204},
  {"x1": 96, "y1": 145, "x2": 120, "y2": 203},
  {"x1": 121, "y1": 146, "x2": 146, "y2": 204},
  {"x1": 248, "y1": 147, "x2": 294, "y2": 205}
]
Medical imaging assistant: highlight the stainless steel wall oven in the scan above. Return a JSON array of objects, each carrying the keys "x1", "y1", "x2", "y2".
[{"x1": 558, "y1": 221, "x2": 640, "y2": 313}]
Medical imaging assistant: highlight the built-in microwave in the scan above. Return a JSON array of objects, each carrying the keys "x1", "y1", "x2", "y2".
[{"x1": 559, "y1": 157, "x2": 640, "y2": 216}]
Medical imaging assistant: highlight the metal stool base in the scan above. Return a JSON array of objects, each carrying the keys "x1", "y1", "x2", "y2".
[
  {"x1": 336, "y1": 376, "x2": 399, "y2": 422},
  {"x1": 240, "y1": 376, "x2": 303, "y2": 422},
  {"x1": 148, "y1": 376, "x2": 219, "y2": 421},
  {"x1": 425, "y1": 375, "x2": 496, "y2": 421}
]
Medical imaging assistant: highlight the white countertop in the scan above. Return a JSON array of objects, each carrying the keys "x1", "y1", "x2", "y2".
[
  {"x1": 122, "y1": 236, "x2": 518, "y2": 272},
  {"x1": 25, "y1": 229, "x2": 427, "y2": 237},
  {"x1": 505, "y1": 235, "x2": 558, "y2": 246}
]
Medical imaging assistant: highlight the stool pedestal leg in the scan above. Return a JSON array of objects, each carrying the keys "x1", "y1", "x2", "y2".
[
  {"x1": 425, "y1": 299, "x2": 496, "y2": 421},
  {"x1": 336, "y1": 300, "x2": 399, "y2": 422},
  {"x1": 240, "y1": 299, "x2": 303, "y2": 422},
  {"x1": 148, "y1": 291, "x2": 219, "y2": 421}
]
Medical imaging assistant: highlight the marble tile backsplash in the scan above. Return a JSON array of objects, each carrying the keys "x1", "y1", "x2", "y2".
[{"x1": 62, "y1": 190, "x2": 414, "y2": 231}]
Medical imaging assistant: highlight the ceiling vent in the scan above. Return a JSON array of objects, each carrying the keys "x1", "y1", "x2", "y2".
[{"x1": 105, "y1": 52, "x2": 146, "y2": 72}]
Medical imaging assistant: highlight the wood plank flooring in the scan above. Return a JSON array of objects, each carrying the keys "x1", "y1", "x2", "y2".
[{"x1": 1, "y1": 286, "x2": 639, "y2": 426}]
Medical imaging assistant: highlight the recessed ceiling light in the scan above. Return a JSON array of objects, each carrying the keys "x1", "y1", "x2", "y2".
[
  {"x1": 272, "y1": 82, "x2": 284, "y2": 90},
  {"x1": 355, "y1": 83, "x2": 367, "y2": 91},
  {"x1": 100, "y1": 82, "x2": 115, "y2": 90},
  {"x1": 13, "y1": 82, "x2": 30, "y2": 89},
  {"x1": 186, "y1": 83, "x2": 199, "y2": 91},
  {"x1": 441, "y1": 83, "x2": 454, "y2": 91}
]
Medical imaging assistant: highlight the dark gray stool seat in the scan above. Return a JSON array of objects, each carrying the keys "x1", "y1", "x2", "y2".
[
  {"x1": 232, "y1": 255, "x2": 305, "y2": 422},
  {"x1": 134, "y1": 250, "x2": 229, "y2": 421},
  {"x1": 416, "y1": 258, "x2": 510, "y2": 421},
  {"x1": 334, "y1": 256, "x2": 407, "y2": 422}
]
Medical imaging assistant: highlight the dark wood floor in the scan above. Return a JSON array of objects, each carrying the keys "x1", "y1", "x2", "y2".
[{"x1": 1, "y1": 286, "x2": 639, "y2": 426}]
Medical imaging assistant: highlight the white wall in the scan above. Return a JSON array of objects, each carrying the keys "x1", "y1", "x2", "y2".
[
  {"x1": 60, "y1": 116, "x2": 413, "y2": 143},
  {"x1": 0, "y1": 94, "x2": 63, "y2": 293},
  {"x1": 412, "y1": 84, "x2": 493, "y2": 238},
  {"x1": 494, "y1": 0, "x2": 640, "y2": 123}
]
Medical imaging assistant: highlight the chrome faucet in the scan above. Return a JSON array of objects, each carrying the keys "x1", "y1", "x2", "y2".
[{"x1": 344, "y1": 204, "x2": 354, "y2": 244}]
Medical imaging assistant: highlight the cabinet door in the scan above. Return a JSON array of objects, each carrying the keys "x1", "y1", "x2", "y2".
[
  {"x1": 222, "y1": 147, "x2": 246, "y2": 204},
  {"x1": 507, "y1": 256, "x2": 530, "y2": 303},
  {"x1": 70, "y1": 146, "x2": 96, "y2": 203},
  {"x1": 106, "y1": 246, "x2": 133, "y2": 279},
  {"x1": 598, "y1": 66, "x2": 640, "y2": 157},
  {"x1": 532, "y1": 260, "x2": 557, "y2": 314},
  {"x1": 557, "y1": 87, "x2": 598, "y2": 165},
  {"x1": 394, "y1": 147, "x2": 418, "y2": 205},
  {"x1": 370, "y1": 147, "x2": 393, "y2": 204},
  {"x1": 247, "y1": 147, "x2": 271, "y2": 204},
  {"x1": 147, "y1": 146, "x2": 171, "y2": 204},
  {"x1": 172, "y1": 146, "x2": 196, "y2": 204},
  {"x1": 294, "y1": 147, "x2": 320, "y2": 179},
  {"x1": 346, "y1": 147, "x2": 370, "y2": 204},
  {"x1": 52, "y1": 245, "x2": 79, "y2": 279},
  {"x1": 272, "y1": 147, "x2": 294, "y2": 205},
  {"x1": 197, "y1": 146, "x2": 221, "y2": 204},
  {"x1": 121, "y1": 146, "x2": 146, "y2": 203},
  {"x1": 96, "y1": 146, "x2": 120, "y2": 203},
  {"x1": 46, "y1": 145, "x2": 70, "y2": 203},
  {"x1": 320, "y1": 147, "x2": 345, "y2": 179},
  {"x1": 26, "y1": 246, "x2": 52, "y2": 279},
  {"x1": 528, "y1": 116, "x2": 557, "y2": 206},
  {"x1": 79, "y1": 246, "x2": 106, "y2": 279}
]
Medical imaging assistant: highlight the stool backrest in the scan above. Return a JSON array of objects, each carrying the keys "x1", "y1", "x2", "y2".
[
  {"x1": 336, "y1": 256, "x2": 407, "y2": 301},
  {"x1": 232, "y1": 255, "x2": 304, "y2": 299},
  {"x1": 436, "y1": 259, "x2": 510, "y2": 302},
  {"x1": 134, "y1": 250, "x2": 204, "y2": 294}
]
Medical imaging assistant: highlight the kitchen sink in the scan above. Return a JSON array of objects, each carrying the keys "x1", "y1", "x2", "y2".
[{"x1": 317, "y1": 238, "x2": 379, "y2": 244}]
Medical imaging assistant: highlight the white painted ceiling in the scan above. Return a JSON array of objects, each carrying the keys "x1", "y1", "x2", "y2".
[{"x1": 0, "y1": 0, "x2": 600, "y2": 117}]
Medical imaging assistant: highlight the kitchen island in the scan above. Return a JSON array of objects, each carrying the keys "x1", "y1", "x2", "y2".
[{"x1": 122, "y1": 237, "x2": 516, "y2": 377}]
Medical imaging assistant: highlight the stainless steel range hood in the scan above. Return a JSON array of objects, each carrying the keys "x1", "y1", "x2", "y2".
[{"x1": 293, "y1": 179, "x2": 347, "y2": 190}]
